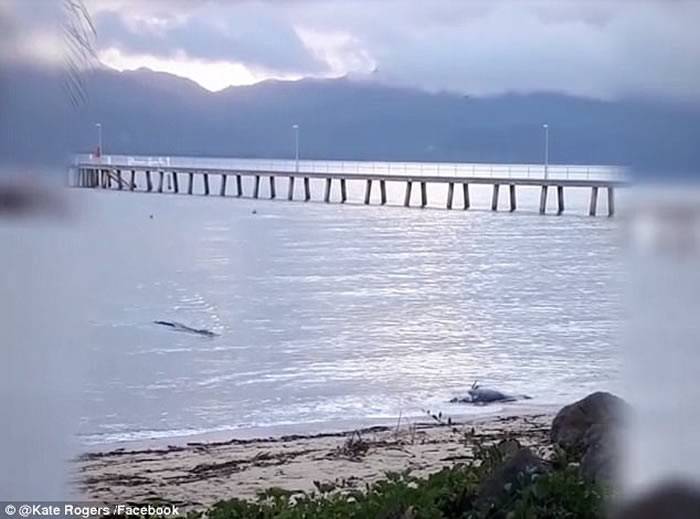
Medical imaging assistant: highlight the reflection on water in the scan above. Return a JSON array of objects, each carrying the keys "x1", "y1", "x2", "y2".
[{"x1": 71, "y1": 179, "x2": 622, "y2": 445}]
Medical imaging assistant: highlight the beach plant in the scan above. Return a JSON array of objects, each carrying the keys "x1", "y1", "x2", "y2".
[
  {"x1": 482, "y1": 467, "x2": 607, "y2": 519},
  {"x1": 335, "y1": 430, "x2": 371, "y2": 460}
]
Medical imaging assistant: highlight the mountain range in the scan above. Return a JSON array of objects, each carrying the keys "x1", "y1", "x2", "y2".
[{"x1": 2, "y1": 64, "x2": 699, "y2": 176}]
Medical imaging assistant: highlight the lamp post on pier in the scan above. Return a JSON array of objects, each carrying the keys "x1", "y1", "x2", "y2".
[
  {"x1": 543, "y1": 123, "x2": 549, "y2": 180},
  {"x1": 95, "y1": 122, "x2": 102, "y2": 159},
  {"x1": 292, "y1": 124, "x2": 300, "y2": 173}
]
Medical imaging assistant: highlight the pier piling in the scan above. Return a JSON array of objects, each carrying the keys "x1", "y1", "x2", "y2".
[
  {"x1": 509, "y1": 184, "x2": 516, "y2": 212},
  {"x1": 324, "y1": 178, "x2": 332, "y2": 203},
  {"x1": 220, "y1": 174, "x2": 227, "y2": 196},
  {"x1": 269, "y1": 176, "x2": 276, "y2": 199},
  {"x1": 340, "y1": 179, "x2": 347, "y2": 203},
  {"x1": 447, "y1": 182, "x2": 454, "y2": 209},
  {"x1": 146, "y1": 171, "x2": 153, "y2": 192},
  {"x1": 608, "y1": 187, "x2": 615, "y2": 217},
  {"x1": 158, "y1": 171, "x2": 164, "y2": 193},
  {"x1": 253, "y1": 175, "x2": 260, "y2": 199},
  {"x1": 188, "y1": 173, "x2": 194, "y2": 195},
  {"x1": 364, "y1": 179, "x2": 372, "y2": 204},
  {"x1": 116, "y1": 170, "x2": 123, "y2": 190},
  {"x1": 539, "y1": 186, "x2": 548, "y2": 214},
  {"x1": 420, "y1": 182, "x2": 427, "y2": 208},
  {"x1": 236, "y1": 175, "x2": 242, "y2": 197},
  {"x1": 172, "y1": 172, "x2": 178, "y2": 193},
  {"x1": 380, "y1": 180, "x2": 387, "y2": 205},
  {"x1": 288, "y1": 177, "x2": 295, "y2": 200},
  {"x1": 203, "y1": 174, "x2": 210, "y2": 195},
  {"x1": 491, "y1": 184, "x2": 500, "y2": 211},
  {"x1": 589, "y1": 186, "x2": 598, "y2": 216},
  {"x1": 463, "y1": 183, "x2": 470, "y2": 210},
  {"x1": 557, "y1": 186, "x2": 565, "y2": 215},
  {"x1": 404, "y1": 181, "x2": 412, "y2": 207},
  {"x1": 304, "y1": 177, "x2": 310, "y2": 201}
]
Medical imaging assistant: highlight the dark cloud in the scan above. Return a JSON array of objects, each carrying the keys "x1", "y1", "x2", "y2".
[
  {"x1": 283, "y1": 0, "x2": 700, "y2": 101},
  {"x1": 3, "y1": 0, "x2": 700, "y2": 102},
  {"x1": 93, "y1": 5, "x2": 327, "y2": 74}
]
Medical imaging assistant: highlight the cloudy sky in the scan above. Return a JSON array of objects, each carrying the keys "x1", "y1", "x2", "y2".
[{"x1": 3, "y1": 0, "x2": 700, "y2": 101}]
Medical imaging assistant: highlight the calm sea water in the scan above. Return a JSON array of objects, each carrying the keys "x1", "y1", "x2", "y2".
[
  {"x1": 2, "y1": 161, "x2": 623, "y2": 446},
  {"x1": 45, "y1": 167, "x2": 622, "y2": 446}
]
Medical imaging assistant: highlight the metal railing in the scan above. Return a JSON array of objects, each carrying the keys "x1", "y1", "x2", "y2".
[{"x1": 75, "y1": 154, "x2": 627, "y2": 183}]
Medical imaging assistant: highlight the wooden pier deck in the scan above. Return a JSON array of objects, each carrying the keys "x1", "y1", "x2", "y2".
[{"x1": 71, "y1": 159, "x2": 628, "y2": 216}]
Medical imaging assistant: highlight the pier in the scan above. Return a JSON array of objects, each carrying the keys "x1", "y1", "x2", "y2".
[{"x1": 70, "y1": 157, "x2": 627, "y2": 216}]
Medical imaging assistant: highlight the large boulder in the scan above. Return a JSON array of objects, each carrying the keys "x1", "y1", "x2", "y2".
[
  {"x1": 580, "y1": 423, "x2": 617, "y2": 483},
  {"x1": 551, "y1": 392, "x2": 628, "y2": 453}
]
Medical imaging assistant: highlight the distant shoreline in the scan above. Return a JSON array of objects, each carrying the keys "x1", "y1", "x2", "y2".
[{"x1": 78, "y1": 402, "x2": 560, "y2": 452}]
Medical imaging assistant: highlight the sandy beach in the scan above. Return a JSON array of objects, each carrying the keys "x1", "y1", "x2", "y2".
[{"x1": 76, "y1": 411, "x2": 554, "y2": 512}]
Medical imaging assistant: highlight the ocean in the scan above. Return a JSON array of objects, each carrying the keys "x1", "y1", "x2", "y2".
[{"x1": 3, "y1": 158, "x2": 625, "y2": 446}]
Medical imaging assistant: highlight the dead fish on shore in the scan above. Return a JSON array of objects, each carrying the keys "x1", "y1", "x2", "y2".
[
  {"x1": 450, "y1": 380, "x2": 532, "y2": 405},
  {"x1": 153, "y1": 320, "x2": 218, "y2": 337}
]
